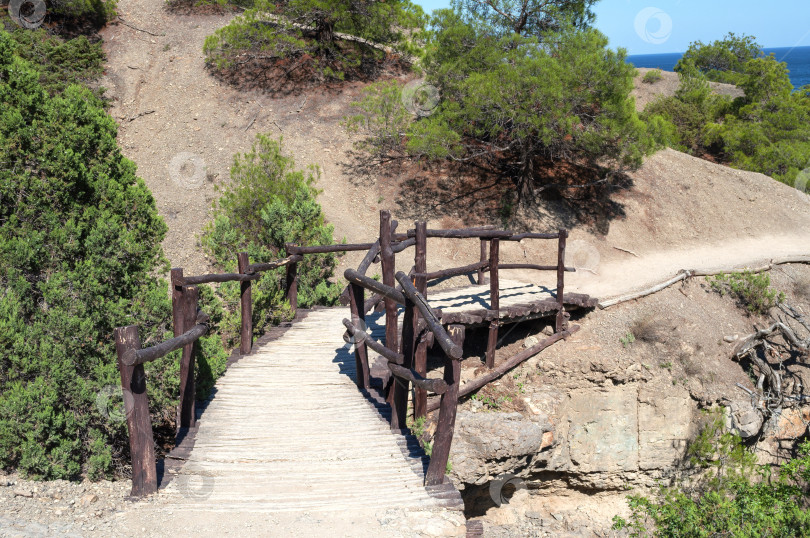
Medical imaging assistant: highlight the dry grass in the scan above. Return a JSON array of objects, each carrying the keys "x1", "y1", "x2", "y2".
[
  {"x1": 794, "y1": 278, "x2": 810, "y2": 302},
  {"x1": 631, "y1": 317, "x2": 673, "y2": 344}
]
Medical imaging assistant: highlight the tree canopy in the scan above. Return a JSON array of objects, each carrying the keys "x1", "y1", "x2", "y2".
[
  {"x1": 407, "y1": 9, "x2": 656, "y2": 203},
  {"x1": 203, "y1": 0, "x2": 425, "y2": 81},
  {"x1": 450, "y1": 0, "x2": 597, "y2": 37},
  {"x1": 675, "y1": 32, "x2": 762, "y2": 85}
]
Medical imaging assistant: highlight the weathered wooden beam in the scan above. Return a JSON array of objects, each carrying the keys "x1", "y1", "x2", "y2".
[
  {"x1": 379, "y1": 212, "x2": 399, "y2": 374},
  {"x1": 395, "y1": 271, "x2": 462, "y2": 360},
  {"x1": 344, "y1": 268, "x2": 406, "y2": 305},
  {"x1": 392, "y1": 237, "x2": 416, "y2": 253},
  {"x1": 178, "y1": 286, "x2": 198, "y2": 429},
  {"x1": 499, "y1": 263, "x2": 575, "y2": 272},
  {"x1": 478, "y1": 239, "x2": 488, "y2": 285},
  {"x1": 406, "y1": 228, "x2": 514, "y2": 239},
  {"x1": 246, "y1": 254, "x2": 302, "y2": 273},
  {"x1": 114, "y1": 325, "x2": 157, "y2": 497},
  {"x1": 425, "y1": 324, "x2": 464, "y2": 486},
  {"x1": 427, "y1": 325, "x2": 580, "y2": 412},
  {"x1": 339, "y1": 240, "x2": 381, "y2": 305},
  {"x1": 178, "y1": 272, "x2": 261, "y2": 285},
  {"x1": 342, "y1": 318, "x2": 404, "y2": 364},
  {"x1": 413, "y1": 221, "x2": 428, "y2": 420},
  {"x1": 413, "y1": 260, "x2": 490, "y2": 281},
  {"x1": 388, "y1": 363, "x2": 447, "y2": 394},
  {"x1": 504, "y1": 232, "x2": 560, "y2": 241},
  {"x1": 391, "y1": 299, "x2": 416, "y2": 430},
  {"x1": 348, "y1": 284, "x2": 370, "y2": 389},
  {"x1": 285, "y1": 242, "x2": 376, "y2": 254},
  {"x1": 285, "y1": 245, "x2": 298, "y2": 313},
  {"x1": 122, "y1": 312, "x2": 210, "y2": 367},
  {"x1": 238, "y1": 253, "x2": 252, "y2": 355},
  {"x1": 556, "y1": 229, "x2": 568, "y2": 333},
  {"x1": 486, "y1": 239, "x2": 500, "y2": 368}
]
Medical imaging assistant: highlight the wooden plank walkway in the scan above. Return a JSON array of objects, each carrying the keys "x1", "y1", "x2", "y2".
[
  {"x1": 428, "y1": 278, "x2": 597, "y2": 326},
  {"x1": 162, "y1": 308, "x2": 462, "y2": 516}
]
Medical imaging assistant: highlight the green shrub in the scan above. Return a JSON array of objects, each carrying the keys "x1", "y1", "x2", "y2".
[
  {"x1": 614, "y1": 410, "x2": 810, "y2": 537},
  {"x1": 343, "y1": 79, "x2": 410, "y2": 158},
  {"x1": 641, "y1": 62, "x2": 732, "y2": 154},
  {"x1": 199, "y1": 134, "x2": 342, "y2": 347},
  {"x1": 0, "y1": 29, "x2": 172, "y2": 480},
  {"x1": 675, "y1": 32, "x2": 761, "y2": 85},
  {"x1": 642, "y1": 69, "x2": 662, "y2": 84},
  {"x1": 709, "y1": 270, "x2": 785, "y2": 314},
  {"x1": 5, "y1": 28, "x2": 105, "y2": 97}
]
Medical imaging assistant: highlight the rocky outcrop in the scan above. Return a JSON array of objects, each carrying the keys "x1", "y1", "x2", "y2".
[
  {"x1": 450, "y1": 381, "x2": 697, "y2": 491},
  {"x1": 450, "y1": 411, "x2": 552, "y2": 485}
]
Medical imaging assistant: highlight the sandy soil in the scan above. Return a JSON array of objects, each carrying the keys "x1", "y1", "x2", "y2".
[{"x1": 630, "y1": 67, "x2": 744, "y2": 112}]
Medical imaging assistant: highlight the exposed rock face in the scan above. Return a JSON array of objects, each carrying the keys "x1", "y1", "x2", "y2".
[
  {"x1": 451, "y1": 411, "x2": 552, "y2": 485},
  {"x1": 451, "y1": 382, "x2": 696, "y2": 490},
  {"x1": 723, "y1": 397, "x2": 764, "y2": 438}
]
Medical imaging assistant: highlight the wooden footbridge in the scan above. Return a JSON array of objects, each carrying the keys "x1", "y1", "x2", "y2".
[{"x1": 112, "y1": 210, "x2": 596, "y2": 530}]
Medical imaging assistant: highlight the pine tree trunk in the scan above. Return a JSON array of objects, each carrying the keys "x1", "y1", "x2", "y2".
[{"x1": 315, "y1": 19, "x2": 335, "y2": 44}]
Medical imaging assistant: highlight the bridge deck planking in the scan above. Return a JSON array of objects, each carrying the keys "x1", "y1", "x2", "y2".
[{"x1": 163, "y1": 280, "x2": 581, "y2": 520}]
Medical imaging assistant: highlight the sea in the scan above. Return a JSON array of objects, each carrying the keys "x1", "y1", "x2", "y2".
[{"x1": 627, "y1": 46, "x2": 810, "y2": 90}]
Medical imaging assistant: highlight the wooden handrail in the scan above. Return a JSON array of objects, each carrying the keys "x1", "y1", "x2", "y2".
[
  {"x1": 412, "y1": 260, "x2": 490, "y2": 281},
  {"x1": 344, "y1": 268, "x2": 406, "y2": 304},
  {"x1": 286, "y1": 242, "x2": 376, "y2": 254},
  {"x1": 406, "y1": 228, "x2": 514, "y2": 239},
  {"x1": 342, "y1": 318, "x2": 404, "y2": 364},
  {"x1": 121, "y1": 312, "x2": 210, "y2": 367},
  {"x1": 499, "y1": 263, "x2": 576, "y2": 272},
  {"x1": 247, "y1": 254, "x2": 302, "y2": 273},
  {"x1": 395, "y1": 271, "x2": 462, "y2": 360},
  {"x1": 388, "y1": 363, "x2": 448, "y2": 395}
]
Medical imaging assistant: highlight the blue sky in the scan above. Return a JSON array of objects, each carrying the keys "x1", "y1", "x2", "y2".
[{"x1": 412, "y1": 0, "x2": 810, "y2": 55}]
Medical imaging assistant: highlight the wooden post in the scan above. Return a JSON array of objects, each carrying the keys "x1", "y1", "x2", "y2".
[
  {"x1": 426, "y1": 324, "x2": 463, "y2": 486},
  {"x1": 556, "y1": 229, "x2": 567, "y2": 333},
  {"x1": 392, "y1": 298, "x2": 415, "y2": 430},
  {"x1": 237, "y1": 252, "x2": 252, "y2": 354},
  {"x1": 478, "y1": 239, "x2": 488, "y2": 285},
  {"x1": 178, "y1": 285, "x2": 198, "y2": 430},
  {"x1": 114, "y1": 325, "x2": 158, "y2": 497},
  {"x1": 413, "y1": 221, "x2": 428, "y2": 420},
  {"x1": 349, "y1": 282, "x2": 370, "y2": 389},
  {"x1": 486, "y1": 239, "x2": 500, "y2": 368},
  {"x1": 285, "y1": 243, "x2": 299, "y2": 314},
  {"x1": 380, "y1": 211, "x2": 401, "y2": 408},
  {"x1": 171, "y1": 268, "x2": 184, "y2": 338}
]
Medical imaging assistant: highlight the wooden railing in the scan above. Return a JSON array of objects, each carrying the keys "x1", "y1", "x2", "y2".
[
  {"x1": 343, "y1": 268, "x2": 463, "y2": 486},
  {"x1": 113, "y1": 209, "x2": 578, "y2": 495}
]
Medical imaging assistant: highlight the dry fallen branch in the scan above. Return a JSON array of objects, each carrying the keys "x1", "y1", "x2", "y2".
[{"x1": 599, "y1": 256, "x2": 810, "y2": 309}]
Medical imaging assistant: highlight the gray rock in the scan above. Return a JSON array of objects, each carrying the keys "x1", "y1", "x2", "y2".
[
  {"x1": 725, "y1": 398, "x2": 763, "y2": 438},
  {"x1": 450, "y1": 411, "x2": 551, "y2": 484},
  {"x1": 523, "y1": 336, "x2": 540, "y2": 348}
]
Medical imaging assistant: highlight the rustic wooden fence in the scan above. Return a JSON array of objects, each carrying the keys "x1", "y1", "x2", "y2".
[{"x1": 113, "y1": 209, "x2": 577, "y2": 496}]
